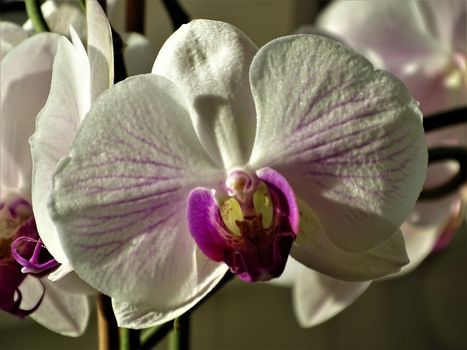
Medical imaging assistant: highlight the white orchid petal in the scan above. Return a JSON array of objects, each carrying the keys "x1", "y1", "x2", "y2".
[
  {"x1": 48, "y1": 265, "x2": 97, "y2": 295},
  {"x1": 0, "y1": 22, "x2": 27, "y2": 60},
  {"x1": 317, "y1": 1, "x2": 467, "y2": 115},
  {"x1": 416, "y1": 0, "x2": 467, "y2": 48},
  {"x1": 291, "y1": 200, "x2": 409, "y2": 281},
  {"x1": 112, "y1": 265, "x2": 228, "y2": 328},
  {"x1": 289, "y1": 258, "x2": 370, "y2": 327},
  {"x1": 87, "y1": 0, "x2": 114, "y2": 99},
  {"x1": 0, "y1": 33, "x2": 59, "y2": 198},
  {"x1": 30, "y1": 36, "x2": 90, "y2": 264},
  {"x1": 249, "y1": 34, "x2": 427, "y2": 252},
  {"x1": 398, "y1": 194, "x2": 459, "y2": 275},
  {"x1": 29, "y1": 276, "x2": 90, "y2": 337},
  {"x1": 317, "y1": 0, "x2": 443, "y2": 75},
  {"x1": 50, "y1": 74, "x2": 227, "y2": 310},
  {"x1": 153, "y1": 19, "x2": 258, "y2": 168}
]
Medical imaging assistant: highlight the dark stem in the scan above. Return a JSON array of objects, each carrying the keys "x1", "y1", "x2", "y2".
[
  {"x1": 25, "y1": 0, "x2": 50, "y2": 32},
  {"x1": 423, "y1": 107, "x2": 467, "y2": 133},
  {"x1": 419, "y1": 146, "x2": 467, "y2": 200},
  {"x1": 161, "y1": 0, "x2": 190, "y2": 30},
  {"x1": 112, "y1": 27, "x2": 128, "y2": 83},
  {"x1": 97, "y1": 294, "x2": 120, "y2": 350},
  {"x1": 120, "y1": 328, "x2": 140, "y2": 350},
  {"x1": 97, "y1": 0, "x2": 107, "y2": 14},
  {"x1": 170, "y1": 315, "x2": 190, "y2": 350},
  {"x1": 125, "y1": 0, "x2": 145, "y2": 34},
  {"x1": 139, "y1": 322, "x2": 174, "y2": 350}
]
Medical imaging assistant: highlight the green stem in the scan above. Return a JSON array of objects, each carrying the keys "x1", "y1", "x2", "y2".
[
  {"x1": 169, "y1": 316, "x2": 190, "y2": 350},
  {"x1": 25, "y1": 0, "x2": 50, "y2": 33},
  {"x1": 139, "y1": 322, "x2": 174, "y2": 350},
  {"x1": 120, "y1": 328, "x2": 140, "y2": 350}
]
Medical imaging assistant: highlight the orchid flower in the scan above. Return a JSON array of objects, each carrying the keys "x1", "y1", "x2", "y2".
[
  {"x1": 0, "y1": 30, "x2": 89, "y2": 336},
  {"x1": 317, "y1": 0, "x2": 467, "y2": 274},
  {"x1": 48, "y1": 19, "x2": 427, "y2": 328},
  {"x1": 271, "y1": 0, "x2": 466, "y2": 328}
]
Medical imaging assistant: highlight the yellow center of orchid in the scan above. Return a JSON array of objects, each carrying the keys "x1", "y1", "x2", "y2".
[{"x1": 220, "y1": 177, "x2": 274, "y2": 237}]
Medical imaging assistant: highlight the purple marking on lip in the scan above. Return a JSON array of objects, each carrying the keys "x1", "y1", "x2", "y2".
[
  {"x1": 1, "y1": 216, "x2": 47, "y2": 318},
  {"x1": 188, "y1": 167, "x2": 299, "y2": 282},
  {"x1": 11, "y1": 218, "x2": 58, "y2": 275}
]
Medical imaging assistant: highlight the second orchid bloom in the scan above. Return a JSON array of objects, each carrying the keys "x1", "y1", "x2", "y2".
[{"x1": 45, "y1": 20, "x2": 427, "y2": 328}]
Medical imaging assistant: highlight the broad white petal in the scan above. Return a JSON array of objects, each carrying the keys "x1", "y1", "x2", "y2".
[
  {"x1": 153, "y1": 19, "x2": 258, "y2": 168},
  {"x1": 48, "y1": 264, "x2": 97, "y2": 295},
  {"x1": 0, "y1": 22, "x2": 27, "y2": 59},
  {"x1": 50, "y1": 74, "x2": 227, "y2": 311},
  {"x1": 0, "y1": 33, "x2": 59, "y2": 199},
  {"x1": 317, "y1": 0, "x2": 444, "y2": 75},
  {"x1": 317, "y1": 0, "x2": 467, "y2": 115},
  {"x1": 29, "y1": 276, "x2": 90, "y2": 337},
  {"x1": 397, "y1": 56, "x2": 467, "y2": 114},
  {"x1": 112, "y1": 266, "x2": 228, "y2": 328},
  {"x1": 249, "y1": 34, "x2": 427, "y2": 252},
  {"x1": 123, "y1": 32, "x2": 156, "y2": 76},
  {"x1": 291, "y1": 200, "x2": 409, "y2": 281},
  {"x1": 30, "y1": 36, "x2": 90, "y2": 264},
  {"x1": 87, "y1": 0, "x2": 114, "y2": 99},
  {"x1": 398, "y1": 194, "x2": 459, "y2": 275},
  {"x1": 289, "y1": 258, "x2": 370, "y2": 327},
  {"x1": 416, "y1": 0, "x2": 467, "y2": 49}
]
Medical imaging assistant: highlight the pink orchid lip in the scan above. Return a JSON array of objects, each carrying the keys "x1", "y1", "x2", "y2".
[
  {"x1": 2, "y1": 198, "x2": 60, "y2": 276},
  {"x1": 0, "y1": 217, "x2": 48, "y2": 318},
  {"x1": 0, "y1": 197, "x2": 56, "y2": 318},
  {"x1": 187, "y1": 167, "x2": 299, "y2": 282}
]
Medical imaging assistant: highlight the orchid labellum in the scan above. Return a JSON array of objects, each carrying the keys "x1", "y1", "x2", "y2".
[{"x1": 48, "y1": 19, "x2": 427, "y2": 328}]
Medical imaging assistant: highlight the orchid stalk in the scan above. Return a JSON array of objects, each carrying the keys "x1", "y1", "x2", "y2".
[{"x1": 46, "y1": 19, "x2": 427, "y2": 331}]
